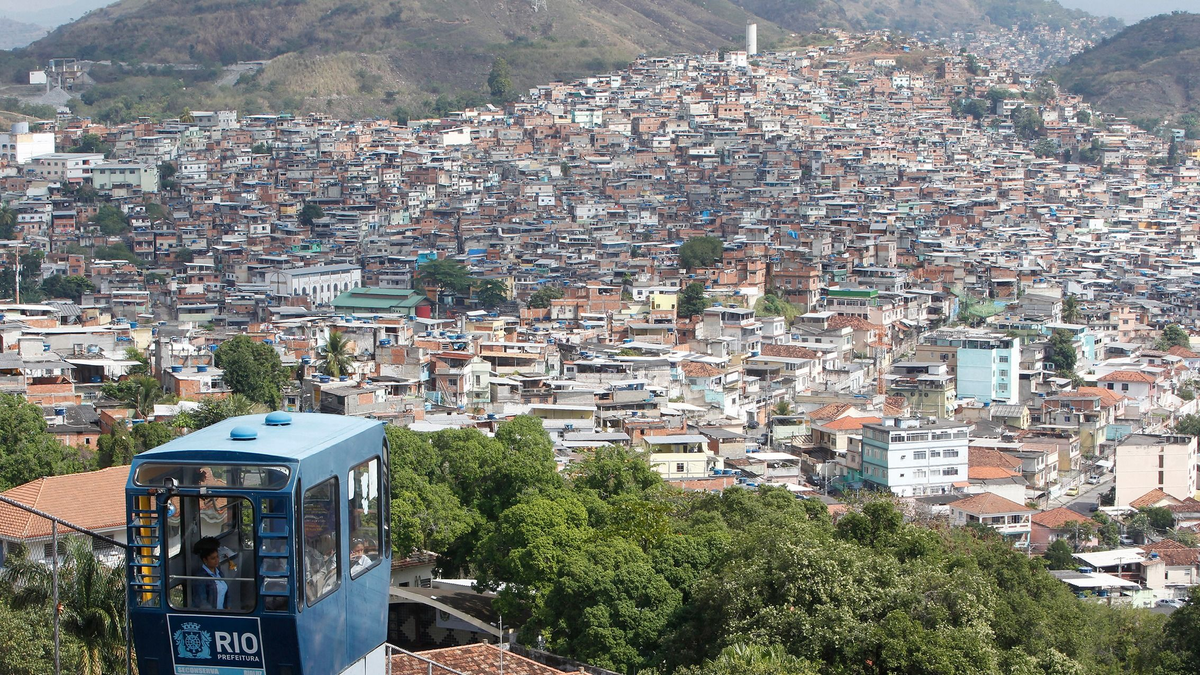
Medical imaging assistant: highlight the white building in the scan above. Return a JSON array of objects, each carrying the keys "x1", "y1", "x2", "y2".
[
  {"x1": 91, "y1": 162, "x2": 160, "y2": 193},
  {"x1": 191, "y1": 110, "x2": 239, "y2": 130},
  {"x1": 746, "y1": 22, "x2": 757, "y2": 56},
  {"x1": 27, "y1": 152, "x2": 107, "y2": 181},
  {"x1": 0, "y1": 123, "x2": 55, "y2": 164},
  {"x1": 265, "y1": 264, "x2": 363, "y2": 306},
  {"x1": 1115, "y1": 434, "x2": 1199, "y2": 507},
  {"x1": 861, "y1": 417, "x2": 970, "y2": 497}
]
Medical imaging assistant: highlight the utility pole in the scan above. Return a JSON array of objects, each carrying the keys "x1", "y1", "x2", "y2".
[{"x1": 52, "y1": 520, "x2": 60, "y2": 675}]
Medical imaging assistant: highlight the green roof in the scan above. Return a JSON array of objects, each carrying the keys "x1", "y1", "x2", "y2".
[{"x1": 332, "y1": 287, "x2": 428, "y2": 312}]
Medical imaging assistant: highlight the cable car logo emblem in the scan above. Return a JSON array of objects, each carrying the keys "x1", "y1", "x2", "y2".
[{"x1": 173, "y1": 622, "x2": 213, "y2": 660}]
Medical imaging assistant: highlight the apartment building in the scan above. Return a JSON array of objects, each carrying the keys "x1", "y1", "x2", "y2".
[{"x1": 860, "y1": 417, "x2": 970, "y2": 497}]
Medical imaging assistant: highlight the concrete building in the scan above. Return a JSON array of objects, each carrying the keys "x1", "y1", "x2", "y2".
[
  {"x1": 746, "y1": 21, "x2": 758, "y2": 56},
  {"x1": 1115, "y1": 434, "x2": 1199, "y2": 507},
  {"x1": 885, "y1": 362, "x2": 956, "y2": 418},
  {"x1": 860, "y1": 417, "x2": 970, "y2": 497},
  {"x1": 27, "y1": 153, "x2": 107, "y2": 182},
  {"x1": 950, "y1": 492, "x2": 1035, "y2": 549},
  {"x1": 91, "y1": 162, "x2": 161, "y2": 193},
  {"x1": 265, "y1": 264, "x2": 363, "y2": 306},
  {"x1": 0, "y1": 123, "x2": 54, "y2": 164},
  {"x1": 917, "y1": 329, "x2": 1020, "y2": 405},
  {"x1": 643, "y1": 434, "x2": 724, "y2": 480}
]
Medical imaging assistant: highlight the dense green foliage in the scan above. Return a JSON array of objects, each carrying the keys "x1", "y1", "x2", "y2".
[
  {"x1": 474, "y1": 279, "x2": 509, "y2": 309},
  {"x1": 0, "y1": 394, "x2": 83, "y2": 491},
  {"x1": 381, "y1": 420, "x2": 1194, "y2": 675},
  {"x1": 527, "y1": 285, "x2": 564, "y2": 309},
  {"x1": 40, "y1": 275, "x2": 95, "y2": 302},
  {"x1": 678, "y1": 236, "x2": 723, "y2": 271},
  {"x1": 173, "y1": 394, "x2": 264, "y2": 430},
  {"x1": 417, "y1": 258, "x2": 472, "y2": 295},
  {"x1": 298, "y1": 203, "x2": 324, "y2": 228},
  {"x1": 488, "y1": 57, "x2": 514, "y2": 100},
  {"x1": 213, "y1": 336, "x2": 291, "y2": 407},
  {"x1": 678, "y1": 282, "x2": 710, "y2": 319},
  {"x1": 754, "y1": 293, "x2": 803, "y2": 323},
  {"x1": 100, "y1": 376, "x2": 165, "y2": 419},
  {"x1": 1045, "y1": 329, "x2": 1078, "y2": 374},
  {"x1": 1157, "y1": 324, "x2": 1191, "y2": 351},
  {"x1": 317, "y1": 331, "x2": 355, "y2": 378},
  {"x1": 0, "y1": 250, "x2": 44, "y2": 303},
  {"x1": 90, "y1": 204, "x2": 129, "y2": 236}
]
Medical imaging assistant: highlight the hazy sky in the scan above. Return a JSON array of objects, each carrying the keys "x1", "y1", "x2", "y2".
[{"x1": 1056, "y1": 0, "x2": 1195, "y2": 23}]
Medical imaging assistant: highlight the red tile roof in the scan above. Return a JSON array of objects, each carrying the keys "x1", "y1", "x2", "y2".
[
  {"x1": 680, "y1": 361, "x2": 723, "y2": 378},
  {"x1": 1032, "y1": 506, "x2": 1091, "y2": 529},
  {"x1": 967, "y1": 447, "x2": 1024, "y2": 471},
  {"x1": 952, "y1": 492, "x2": 1034, "y2": 515},
  {"x1": 1142, "y1": 540, "x2": 1200, "y2": 567},
  {"x1": 1097, "y1": 370, "x2": 1156, "y2": 383},
  {"x1": 808, "y1": 402, "x2": 856, "y2": 420},
  {"x1": 0, "y1": 466, "x2": 131, "y2": 540},
  {"x1": 389, "y1": 644, "x2": 567, "y2": 675},
  {"x1": 1130, "y1": 488, "x2": 1179, "y2": 509},
  {"x1": 1167, "y1": 345, "x2": 1199, "y2": 359},
  {"x1": 969, "y1": 466, "x2": 1019, "y2": 480},
  {"x1": 760, "y1": 344, "x2": 821, "y2": 360},
  {"x1": 820, "y1": 416, "x2": 880, "y2": 431}
]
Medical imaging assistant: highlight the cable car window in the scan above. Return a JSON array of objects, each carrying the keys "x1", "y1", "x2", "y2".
[
  {"x1": 302, "y1": 478, "x2": 340, "y2": 605},
  {"x1": 165, "y1": 495, "x2": 257, "y2": 613},
  {"x1": 135, "y1": 463, "x2": 291, "y2": 490},
  {"x1": 348, "y1": 458, "x2": 381, "y2": 579}
]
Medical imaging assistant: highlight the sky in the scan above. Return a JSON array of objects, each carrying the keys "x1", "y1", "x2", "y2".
[{"x1": 1056, "y1": 0, "x2": 1196, "y2": 24}]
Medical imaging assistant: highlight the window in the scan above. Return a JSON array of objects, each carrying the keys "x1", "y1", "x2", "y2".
[
  {"x1": 930, "y1": 450, "x2": 941, "y2": 458},
  {"x1": 303, "y1": 478, "x2": 340, "y2": 606},
  {"x1": 166, "y1": 495, "x2": 257, "y2": 613},
  {"x1": 944, "y1": 467, "x2": 959, "y2": 476},
  {"x1": 348, "y1": 459, "x2": 382, "y2": 579},
  {"x1": 998, "y1": 355, "x2": 1009, "y2": 363},
  {"x1": 913, "y1": 451, "x2": 927, "y2": 460},
  {"x1": 1121, "y1": 384, "x2": 1129, "y2": 392},
  {"x1": 914, "y1": 469, "x2": 926, "y2": 478},
  {"x1": 675, "y1": 463, "x2": 685, "y2": 473},
  {"x1": 943, "y1": 449, "x2": 959, "y2": 458}
]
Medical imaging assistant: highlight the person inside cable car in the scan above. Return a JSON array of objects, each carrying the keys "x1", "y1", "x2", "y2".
[
  {"x1": 192, "y1": 536, "x2": 228, "y2": 610},
  {"x1": 350, "y1": 538, "x2": 372, "y2": 576}
]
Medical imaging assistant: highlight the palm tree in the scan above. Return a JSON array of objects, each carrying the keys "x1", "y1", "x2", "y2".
[
  {"x1": 1062, "y1": 294, "x2": 1081, "y2": 324},
  {"x1": 2, "y1": 537, "x2": 129, "y2": 675},
  {"x1": 318, "y1": 331, "x2": 354, "y2": 378},
  {"x1": 773, "y1": 400, "x2": 793, "y2": 416},
  {"x1": 131, "y1": 377, "x2": 165, "y2": 419}
]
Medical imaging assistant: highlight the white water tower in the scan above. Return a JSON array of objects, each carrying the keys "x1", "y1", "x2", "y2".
[{"x1": 746, "y1": 21, "x2": 757, "y2": 56}]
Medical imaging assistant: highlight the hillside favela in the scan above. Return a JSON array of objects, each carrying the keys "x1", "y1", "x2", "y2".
[{"x1": 2, "y1": 1, "x2": 1200, "y2": 674}]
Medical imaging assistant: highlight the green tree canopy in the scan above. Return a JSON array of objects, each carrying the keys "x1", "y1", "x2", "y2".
[
  {"x1": 754, "y1": 293, "x2": 802, "y2": 323},
  {"x1": 488, "y1": 57, "x2": 514, "y2": 100},
  {"x1": 475, "y1": 279, "x2": 509, "y2": 309},
  {"x1": 317, "y1": 330, "x2": 355, "y2": 378},
  {"x1": 1157, "y1": 324, "x2": 1191, "y2": 351},
  {"x1": 213, "y1": 336, "x2": 290, "y2": 407},
  {"x1": 679, "y1": 236, "x2": 724, "y2": 270},
  {"x1": 0, "y1": 393, "x2": 82, "y2": 490},
  {"x1": 1046, "y1": 329, "x2": 1078, "y2": 374},
  {"x1": 100, "y1": 375, "x2": 164, "y2": 419},
  {"x1": 1062, "y1": 294, "x2": 1081, "y2": 323},
  {"x1": 417, "y1": 258, "x2": 472, "y2": 295},
  {"x1": 678, "y1": 282, "x2": 711, "y2": 319},
  {"x1": 0, "y1": 250, "x2": 44, "y2": 303},
  {"x1": 40, "y1": 274, "x2": 94, "y2": 302},
  {"x1": 66, "y1": 133, "x2": 112, "y2": 157},
  {"x1": 1174, "y1": 413, "x2": 1200, "y2": 438},
  {"x1": 298, "y1": 203, "x2": 324, "y2": 228},
  {"x1": 1043, "y1": 538, "x2": 1075, "y2": 569},
  {"x1": 527, "y1": 285, "x2": 564, "y2": 309},
  {"x1": 172, "y1": 394, "x2": 264, "y2": 430},
  {"x1": 1, "y1": 537, "x2": 127, "y2": 675},
  {"x1": 90, "y1": 204, "x2": 128, "y2": 236}
]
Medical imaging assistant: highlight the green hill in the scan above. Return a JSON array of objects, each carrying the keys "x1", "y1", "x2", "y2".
[
  {"x1": 1051, "y1": 12, "x2": 1200, "y2": 124},
  {"x1": 14, "y1": 0, "x2": 1114, "y2": 119}
]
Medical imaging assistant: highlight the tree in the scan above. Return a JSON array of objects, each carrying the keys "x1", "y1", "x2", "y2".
[
  {"x1": 66, "y1": 133, "x2": 111, "y2": 157},
  {"x1": 317, "y1": 330, "x2": 355, "y2": 378},
  {"x1": 173, "y1": 394, "x2": 263, "y2": 430},
  {"x1": 1125, "y1": 512, "x2": 1152, "y2": 543},
  {"x1": 678, "y1": 236, "x2": 723, "y2": 270},
  {"x1": 1093, "y1": 512, "x2": 1120, "y2": 547},
  {"x1": 475, "y1": 279, "x2": 508, "y2": 308},
  {"x1": 488, "y1": 57, "x2": 514, "y2": 100},
  {"x1": 568, "y1": 446, "x2": 661, "y2": 501},
  {"x1": 754, "y1": 293, "x2": 801, "y2": 323},
  {"x1": 527, "y1": 285, "x2": 563, "y2": 309},
  {"x1": 678, "y1": 282, "x2": 710, "y2": 319},
  {"x1": 1157, "y1": 324, "x2": 1191, "y2": 351},
  {"x1": 1032, "y1": 138, "x2": 1058, "y2": 158},
  {"x1": 250, "y1": 142, "x2": 271, "y2": 155},
  {"x1": 0, "y1": 250, "x2": 45, "y2": 303},
  {"x1": 298, "y1": 203, "x2": 324, "y2": 227},
  {"x1": 1175, "y1": 413, "x2": 1200, "y2": 437},
  {"x1": 417, "y1": 258, "x2": 472, "y2": 295},
  {"x1": 131, "y1": 421, "x2": 175, "y2": 452},
  {"x1": 95, "y1": 422, "x2": 136, "y2": 468},
  {"x1": 157, "y1": 161, "x2": 177, "y2": 191},
  {"x1": 1064, "y1": 519, "x2": 1094, "y2": 552},
  {"x1": 1013, "y1": 106, "x2": 1044, "y2": 141},
  {"x1": 1162, "y1": 594, "x2": 1200, "y2": 674},
  {"x1": 178, "y1": 108, "x2": 195, "y2": 124},
  {"x1": 101, "y1": 375, "x2": 164, "y2": 419},
  {"x1": 1043, "y1": 538, "x2": 1075, "y2": 569},
  {"x1": 124, "y1": 346, "x2": 149, "y2": 376},
  {"x1": 0, "y1": 206, "x2": 16, "y2": 239},
  {"x1": 213, "y1": 336, "x2": 291, "y2": 407},
  {"x1": 1, "y1": 537, "x2": 128, "y2": 675},
  {"x1": 773, "y1": 400, "x2": 793, "y2": 416},
  {"x1": 676, "y1": 644, "x2": 819, "y2": 675},
  {"x1": 40, "y1": 275, "x2": 94, "y2": 302},
  {"x1": 1045, "y1": 329, "x2": 1077, "y2": 374},
  {"x1": 0, "y1": 600, "x2": 77, "y2": 675},
  {"x1": 1062, "y1": 294, "x2": 1080, "y2": 324},
  {"x1": 176, "y1": 247, "x2": 194, "y2": 263},
  {"x1": 0, "y1": 393, "x2": 82, "y2": 490}
]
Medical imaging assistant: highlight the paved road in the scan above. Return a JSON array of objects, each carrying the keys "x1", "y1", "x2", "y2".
[{"x1": 1044, "y1": 472, "x2": 1113, "y2": 514}]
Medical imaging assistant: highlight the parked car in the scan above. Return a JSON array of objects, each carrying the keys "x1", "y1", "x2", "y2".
[
  {"x1": 1066, "y1": 486, "x2": 1080, "y2": 496},
  {"x1": 1119, "y1": 535, "x2": 1135, "y2": 546},
  {"x1": 1087, "y1": 475, "x2": 1101, "y2": 485},
  {"x1": 1156, "y1": 599, "x2": 1186, "y2": 609},
  {"x1": 1088, "y1": 504, "x2": 1099, "y2": 512}
]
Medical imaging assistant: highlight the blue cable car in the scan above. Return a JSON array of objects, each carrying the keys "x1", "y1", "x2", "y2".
[{"x1": 126, "y1": 412, "x2": 391, "y2": 675}]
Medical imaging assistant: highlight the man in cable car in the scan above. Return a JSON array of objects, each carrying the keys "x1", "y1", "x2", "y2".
[{"x1": 192, "y1": 537, "x2": 229, "y2": 610}]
